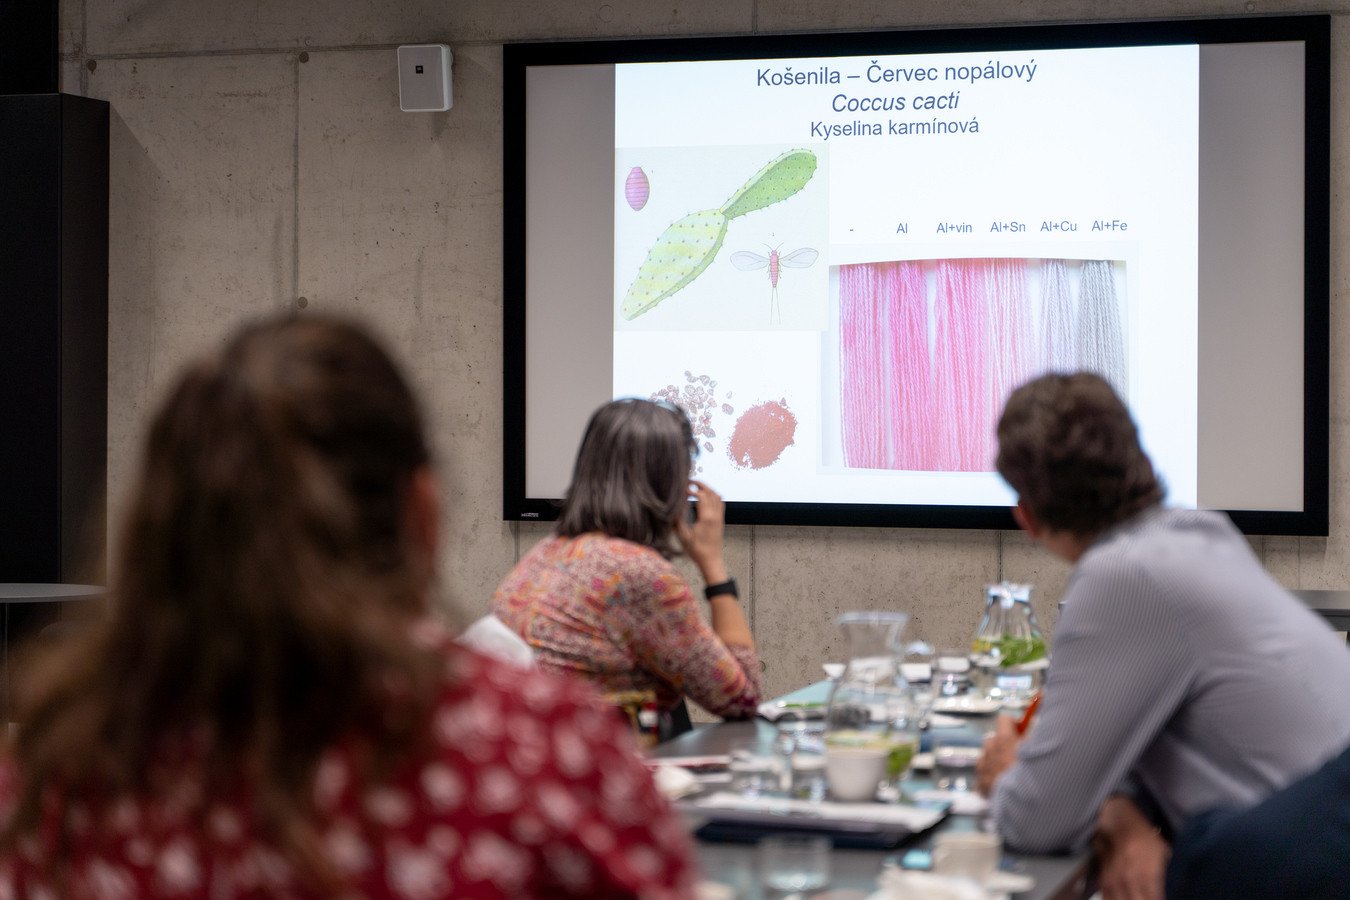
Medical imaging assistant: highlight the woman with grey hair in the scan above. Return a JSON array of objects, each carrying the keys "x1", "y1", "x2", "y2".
[{"x1": 493, "y1": 398, "x2": 761, "y2": 728}]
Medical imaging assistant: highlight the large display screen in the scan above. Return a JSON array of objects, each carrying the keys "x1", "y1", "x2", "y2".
[{"x1": 503, "y1": 16, "x2": 1329, "y2": 534}]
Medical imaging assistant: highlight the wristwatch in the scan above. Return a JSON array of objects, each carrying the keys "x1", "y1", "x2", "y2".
[{"x1": 703, "y1": 578, "x2": 738, "y2": 601}]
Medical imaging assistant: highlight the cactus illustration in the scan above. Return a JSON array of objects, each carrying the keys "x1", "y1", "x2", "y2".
[
  {"x1": 719, "y1": 150, "x2": 817, "y2": 220},
  {"x1": 620, "y1": 210, "x2": 728, "y2": 320},
  {"x1": 620, "y1": 149, "x2": 818, "y2": 321}
]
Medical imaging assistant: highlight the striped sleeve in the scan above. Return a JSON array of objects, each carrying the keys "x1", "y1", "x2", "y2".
[{"x1": 993, "y1": 555, "x2": 1195, "y2": 852}]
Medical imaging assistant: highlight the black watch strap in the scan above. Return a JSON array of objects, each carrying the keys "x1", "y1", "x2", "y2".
[{"x1": 703, "y1": 578, "x2": 738, "y2": 601}]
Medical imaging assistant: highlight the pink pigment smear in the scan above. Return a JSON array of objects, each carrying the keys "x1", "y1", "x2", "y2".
[
  {"x1": 728, "y1": 400, "x2": 797, "y2": 470},
  {"x1": 838, "y1": 264, "x2": 887, "y2": 468}
]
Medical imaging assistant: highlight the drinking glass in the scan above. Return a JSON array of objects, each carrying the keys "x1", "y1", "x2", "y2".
[
  {"x1": 930, "y1": 731, "x2": 983, "y2": 792},
  {"x1": 883, "y1": 690, "x2": 921, "y2": 791},
  {"x1": 728, "y1": 739, "x2": 777, "y2": 797},
  {"x1": 790, "y1": 748, "x2": 828, "y2": 802},
  {"x1": 760, "y1": 834, "x2": 830, "y2": 893},
  {"x1": 773, "y1": 712, "x2": 812, "y2": 795},
  {"x1": 901, "y1": 637, "x2": 935, "y2": 718},
  {"x1": 932, "y1": 648, "x2": 973, "y2": 699}
]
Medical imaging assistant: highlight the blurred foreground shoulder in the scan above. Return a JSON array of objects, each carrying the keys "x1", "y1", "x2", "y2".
[
  {"x1": 430, "y1": 645, "x2": 700, "y2": 898},
  {"x1": 1168, "y1": 742, "x2": 1350, "y2": 898}
]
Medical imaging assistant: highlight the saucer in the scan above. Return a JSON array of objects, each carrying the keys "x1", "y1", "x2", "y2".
[
  {"x1": 874, "y1": 866, "x2": 1035, "y2": 899},
  {"x1": 985, "y1": 870, "x2": 1035, "y2": 894},
  {"x1": 931, "y1": 696, "x2": 1001, "y2": 715}
]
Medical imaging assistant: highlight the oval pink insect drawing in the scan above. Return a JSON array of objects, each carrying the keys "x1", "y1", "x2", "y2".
[
  {"x1": 624, "y1": 166, "x2": 650, "y2": 211},
  {"x1": 730, "y1": 245, "x2": 819, "y2": 324}
]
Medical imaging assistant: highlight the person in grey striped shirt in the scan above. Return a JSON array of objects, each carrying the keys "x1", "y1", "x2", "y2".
[{"x1": 976, "y1": 372, "x2": 1350, "y2": 898}]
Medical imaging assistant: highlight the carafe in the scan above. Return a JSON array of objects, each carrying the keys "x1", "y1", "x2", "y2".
[
  {"x1": 823, "y1": 611, "x2": 919, "y2": 798},
  {"x1": 970, "y1": 582, "x2": 1048, "y2": 706}
]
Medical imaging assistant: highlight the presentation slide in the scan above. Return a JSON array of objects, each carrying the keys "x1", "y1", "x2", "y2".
[{"x1": 610, "y1": 46, "x2": 1199, "y2": 507}]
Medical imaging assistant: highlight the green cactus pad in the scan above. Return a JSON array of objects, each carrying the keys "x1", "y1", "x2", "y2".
[
  {"x1": 719, "y1": 149, "x2": 817, "y2": 220},
  {"x1": 620, "y1": 208, "x2": 729, "y2": 320}
]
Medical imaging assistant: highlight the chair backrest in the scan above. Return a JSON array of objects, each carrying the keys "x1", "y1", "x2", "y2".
[
  {"x1": 601, "y1": 691, "x2": 694, "y2": 747},
  {"x1": 661, "y1": 698, "x2": 694, "y2": 742},
  {"x1": 602, "y1": 689, "x2": 662, "y2": 748},
  {"x1": 457, "y1": 614, "x2": 535, "y2": 667}
]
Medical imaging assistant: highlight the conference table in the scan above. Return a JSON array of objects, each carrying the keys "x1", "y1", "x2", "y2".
[{"x1": 651, "y1": 684, "x2": 1093, "y2": 899}]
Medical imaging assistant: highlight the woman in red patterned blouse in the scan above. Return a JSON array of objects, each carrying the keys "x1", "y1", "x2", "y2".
[
  {"x1": 493, "y1": 399, "x2": 762, "y2": 724},
  {"x1": 0, "y1": 316, "x2": 696, "y2": 898}
]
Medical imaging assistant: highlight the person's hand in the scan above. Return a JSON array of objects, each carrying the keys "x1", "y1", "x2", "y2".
[
  {"x1": 976, "y1": 714, "x2": 1023, "y2": 796},
  {"x1": 676, "y1": 480, "x2": 727, "y2": 583},
  {"x1": 1092, "y1": 795, "x2": 1170, "y2": 900}
]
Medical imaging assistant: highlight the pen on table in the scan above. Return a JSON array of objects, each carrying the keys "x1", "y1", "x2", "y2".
[{"x1": 1015, "y1": 692, "x2": 1042, "y2": 735}]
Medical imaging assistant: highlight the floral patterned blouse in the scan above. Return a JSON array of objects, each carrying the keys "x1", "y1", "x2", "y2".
[
  {"x1": 0, "y1": 638, "x2": 698, "y2": 899},
  {"x1": 492, "y1": 534, "x2": 762, "y2": 719}
]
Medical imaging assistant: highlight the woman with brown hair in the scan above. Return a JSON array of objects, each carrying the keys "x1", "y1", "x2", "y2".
[
  {"x1": 0, "y1": 315, "x2": 696, "y2": 898},
  {"x1": 493, "y1": 398, "x2": 761, "y2": 728}
]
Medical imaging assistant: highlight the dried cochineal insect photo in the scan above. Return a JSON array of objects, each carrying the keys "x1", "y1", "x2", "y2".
[{"x1": 650, "y1": 371, "x2": 734, "y2": 474}]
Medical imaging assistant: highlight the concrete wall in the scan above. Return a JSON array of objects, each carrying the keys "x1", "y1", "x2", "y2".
[{"x1": 58, "y1": 0, "x2": 1350, "y2": 702}]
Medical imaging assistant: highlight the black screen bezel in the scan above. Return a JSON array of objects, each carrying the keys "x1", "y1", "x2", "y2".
[{"x1": 502, "y1": 14, "x2": 1330, "y2": 535}]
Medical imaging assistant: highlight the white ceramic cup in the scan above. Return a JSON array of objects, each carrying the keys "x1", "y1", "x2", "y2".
[
  {"x1": 932, "y1": 831, "x2": 1000, "y2": 882},
  {"x1": 824, "y1": 745, "x2": 888, "y2": 802}
]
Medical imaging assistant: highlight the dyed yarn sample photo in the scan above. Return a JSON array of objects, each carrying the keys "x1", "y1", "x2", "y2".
[{"x1": 835, "y1": 257, "x2": 1126, "y2": 473}]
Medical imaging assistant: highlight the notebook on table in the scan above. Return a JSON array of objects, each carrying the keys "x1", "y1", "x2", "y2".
[{"x1": 687, "y1": 792, "x2": 949, "y2": 849}]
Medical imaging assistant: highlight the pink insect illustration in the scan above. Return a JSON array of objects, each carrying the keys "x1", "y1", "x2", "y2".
[
  {"x1": 730, "y1": 245, "x2": 819, "y2": 324},
  {"x1": 624, "y1": 166, "x2": 650, "y2": 211}
]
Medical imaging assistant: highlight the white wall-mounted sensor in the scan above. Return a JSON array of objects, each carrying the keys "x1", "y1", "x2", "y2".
[{"x1": 397, "y1": 44, "x2": 452, "y2": 112}]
